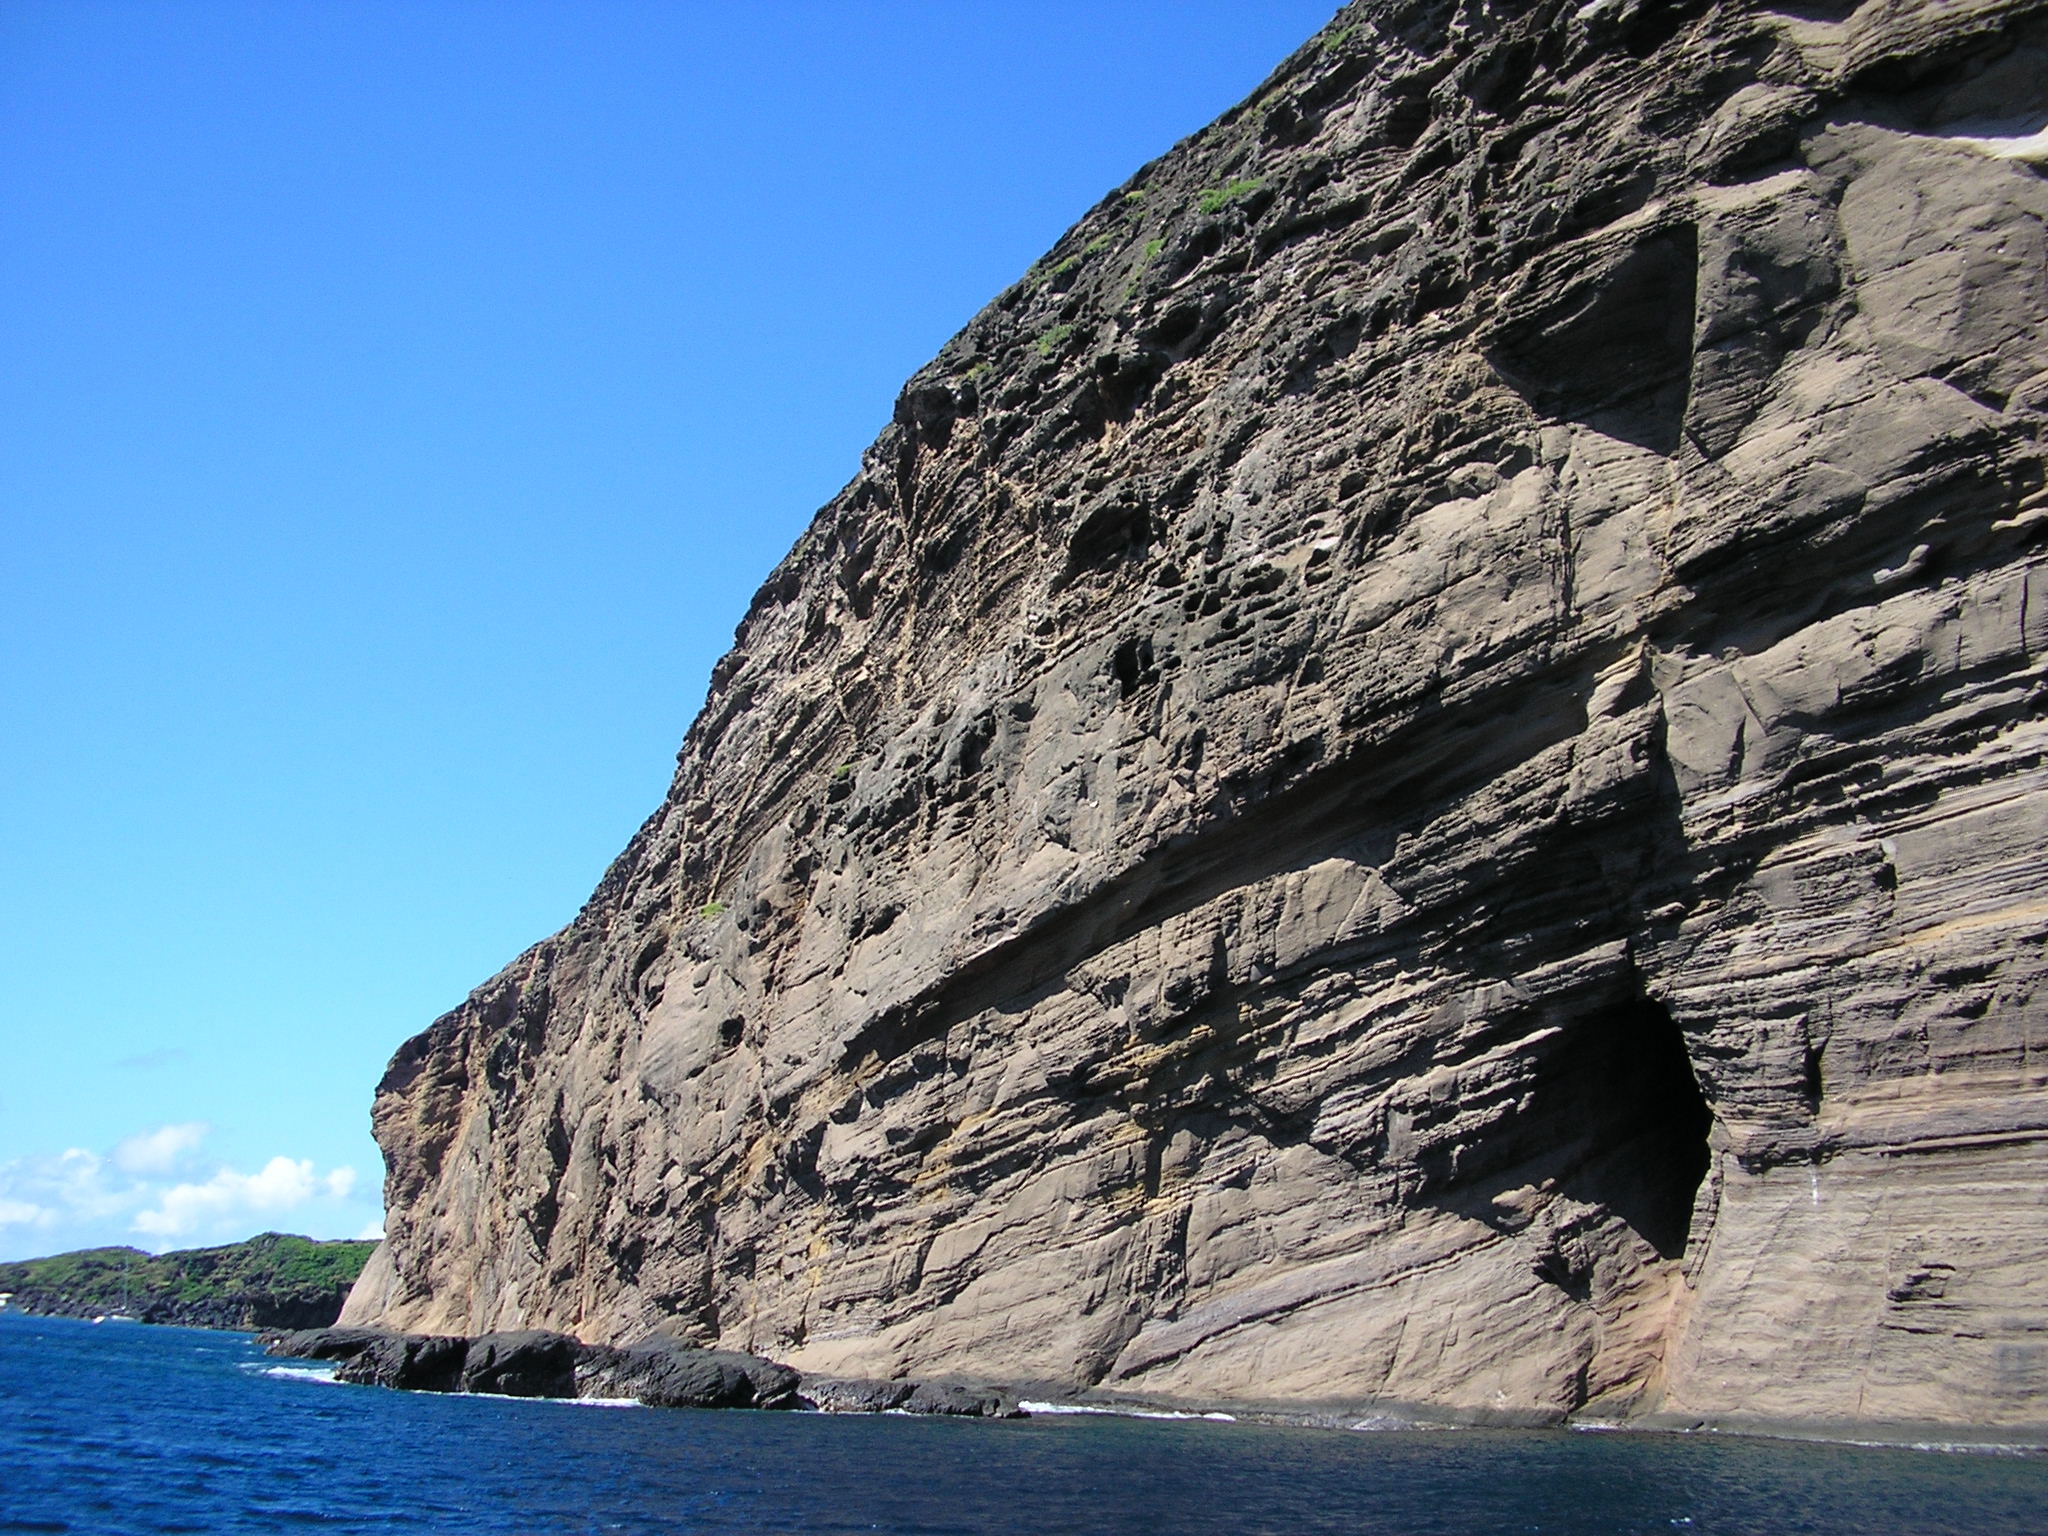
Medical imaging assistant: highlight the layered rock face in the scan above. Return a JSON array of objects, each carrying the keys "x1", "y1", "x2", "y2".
[{"x1": 344, "y1": 0, "x2": 2048, "y2": 1430}]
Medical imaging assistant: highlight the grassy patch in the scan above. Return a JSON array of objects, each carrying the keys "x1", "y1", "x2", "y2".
[
  {"x1": 699, "y1": 899, "x2": 729, "y2": 920},
  {"x1": 1198, "y1": 177, "x2": 1267, "y2": 216},
  {"x1": 1034, "y1": 323, "x2": 1077, "y2": 359},
  {"x1": 1026, "y1": 254, "x2": 1080, "y2": 290}
]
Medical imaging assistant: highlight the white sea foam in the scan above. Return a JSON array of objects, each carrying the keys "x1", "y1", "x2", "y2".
[
  {"x1": 1845, "y1": 1439, "x2": 2042, "y2": 1457},
  {"x1": 1346, "y1": 1415, "x2": 1443, "y2": 1432},
  {"x1": 1019, "y1": 1401, "x2": 1235, "y2": 1422},
  {"x1": 1596, "y1": 1415, "x2": 2045, "y2": 1456},
  {"x1": 438, "y1": 1390, "x2": 644, "y2": 1408},
  {"x1": 251, "y1": 1364, "x2": 340, "y2": 1384}
]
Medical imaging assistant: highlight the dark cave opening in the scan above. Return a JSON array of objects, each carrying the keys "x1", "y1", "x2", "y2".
[
  {"x1": 1421, "y1": 985, "x2": 1716, "y2": 1263},
  {"x1": 1551, "y1": 993, "x2": 1713, "y2": 1260}
]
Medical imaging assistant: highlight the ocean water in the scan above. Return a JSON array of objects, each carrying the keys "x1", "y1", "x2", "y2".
[{"x1": 3, "y1": 1314, "x2": 2045, "y2": 1536}]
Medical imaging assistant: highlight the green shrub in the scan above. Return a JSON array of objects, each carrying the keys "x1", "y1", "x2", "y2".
[
  {"x1": 699, "y1": 899, "x2": 728, "y2": 920},
  {"x1": 1034, "y1": 323, "x2": 1077, "y2": 359},
  {"x1": 1198, "y1": 177, "x2": 1267, "y2": 216},
  {"x1": 1025, "y1": 254, "x2": 1080, "y2": 291}
]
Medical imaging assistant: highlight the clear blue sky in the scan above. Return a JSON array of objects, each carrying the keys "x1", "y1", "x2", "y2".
[{"x1": 0, "y1": 0, "x2": 1339, "y2": 1260}]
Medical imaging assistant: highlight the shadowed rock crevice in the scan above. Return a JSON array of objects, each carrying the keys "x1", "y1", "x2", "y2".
[
  {"x1": 1485, "y1": 222, "x2": 1699, "y2": 454},
  {"x1": 1407, "y1": 983, "x2": 1712, "y2": 1263}
]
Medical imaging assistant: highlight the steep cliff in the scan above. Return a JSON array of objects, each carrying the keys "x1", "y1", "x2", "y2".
[{"x1": 344, "y1": 0, "x2": 2048, "y2": 1432}]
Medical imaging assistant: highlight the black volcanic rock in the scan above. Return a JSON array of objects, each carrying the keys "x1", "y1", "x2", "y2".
[
  {"x1": 456, "y1": 1331, "x2": 581, "y2": 1397},
  {"x1": 902, "y1": 1382, "x2": 1025, "y2": 1419},
  {"x1": 334, "y1": 1333, "x2": 468, "y2": 1392},
  {"x1": 576, "y1": 1340, "x2": 800, "y2": 1409},
  {"x1": 795, "y1": 1375, "x2": 1022, "y2": 1416},
  {"x1": 797, "y1": 1376, "x2": 917, "y2": 1414},
  {"x1": 261, "y1": 1326, "x2": 388, "y2": 1362}
]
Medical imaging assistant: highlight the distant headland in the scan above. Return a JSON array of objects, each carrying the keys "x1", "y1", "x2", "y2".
[{"x1": 0, "y1": 1233, "x2": 376, "y2": 1331}]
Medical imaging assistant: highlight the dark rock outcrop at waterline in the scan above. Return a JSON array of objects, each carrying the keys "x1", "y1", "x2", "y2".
[
  {"x1": 262, "y1": 1327, "x2": 1017, "y2": 1415},
  {"x1": 269, "y1": 1326, "x2": 584, "y2": 1397},
  {"x1": 343, "y1": 0, "x2": 2048, "y2": 1434},
  {"x1": 577, "y1": 1339, "x2": 802, "y2": 1409}
]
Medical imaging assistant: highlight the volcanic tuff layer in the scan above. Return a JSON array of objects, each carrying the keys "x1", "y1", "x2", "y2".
[{"x1": 345, "y1": 0, "x2": 2048, "y2": 1430}]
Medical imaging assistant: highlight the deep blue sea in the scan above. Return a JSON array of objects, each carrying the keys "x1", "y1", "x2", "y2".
[{"x1": 4, "y1": 1314, "x2": 2046, "y2": 1536}]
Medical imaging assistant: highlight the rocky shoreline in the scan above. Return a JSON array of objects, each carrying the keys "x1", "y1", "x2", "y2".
[
  {"x1": 262, "y1": 1326, "x2": 1023, "y2": 1417},
  {"x1": 8, "y1": 1292, "x2": 349, "y2": 1331},
  {"x1": 262, "y1": 1325, "x2": 2048, "y2": 1451}
]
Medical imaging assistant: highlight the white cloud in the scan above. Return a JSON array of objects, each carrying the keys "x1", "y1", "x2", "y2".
[
  {"x1": 45, "y1": 1149, "x2": 130, "y2": 1225},
  {"x1": 0, "y1": 1198, "x2": 51, "y2": 1228},
  {"x1": 356, "y1": 1219, "x2": 386, "y2": 1241},
  {"x1": 0, "y1": 1131, "x2": 370, "y2": 1257},
  {"x1": 0, "y1": 1148, "x2": 129, "y2": 1247},
  {"x1": 132, "y1": 1156, "x2": 353, "y2": 1239},
  {"x1": 113, "y1": 1122, "x2": 210, "y2": 1176}
]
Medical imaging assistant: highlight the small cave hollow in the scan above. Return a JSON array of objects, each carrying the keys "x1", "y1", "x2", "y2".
[
  {"x1": 1112, "y1": 635, "x2": 1158, "y2": 699},
  {"x1": 1423, "y1": 989, "x2": 1714, "y2": 1264},
  {"x1": 1550, "y1": 993, "x2": 1713, "y2": 1260}
]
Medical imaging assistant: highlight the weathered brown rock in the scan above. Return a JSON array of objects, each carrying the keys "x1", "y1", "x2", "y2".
[{"x1": 343, "y1": 0, "x2": 2048, "y2": 1434}]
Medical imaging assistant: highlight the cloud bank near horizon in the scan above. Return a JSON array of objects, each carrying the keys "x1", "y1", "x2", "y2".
[{"x1": 0, "y1": 1123, "x2": 380, "y2": 1256}]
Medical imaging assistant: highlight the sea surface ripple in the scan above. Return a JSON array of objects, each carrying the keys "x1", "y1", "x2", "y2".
[{"x1": 3, "y1": 1313, "x2": 2044, "y2": 1535}]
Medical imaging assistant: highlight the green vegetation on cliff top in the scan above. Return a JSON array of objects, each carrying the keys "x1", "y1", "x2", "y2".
[{"x1": 0, "y1": 1232, "x2": 376, "y2": 1320}]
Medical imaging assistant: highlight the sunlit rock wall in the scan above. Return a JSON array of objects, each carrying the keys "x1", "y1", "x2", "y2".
[{"x1": 347, "y1": 0, "x2": 2048, "y2": 1431}]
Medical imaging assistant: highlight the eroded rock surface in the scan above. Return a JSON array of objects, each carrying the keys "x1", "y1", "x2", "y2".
[
  {"x1": 344, "y1": 0, "x2": 2048, "y2": 1432},
  {"x1": 576, "y1": 1339, "x2": 801, "y2": 1409}
]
